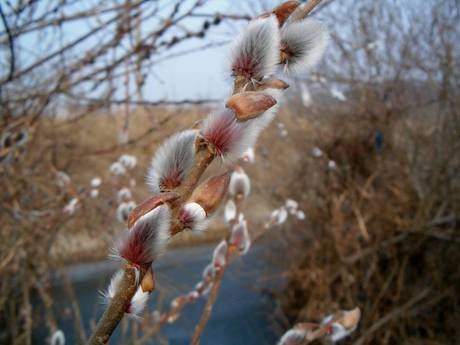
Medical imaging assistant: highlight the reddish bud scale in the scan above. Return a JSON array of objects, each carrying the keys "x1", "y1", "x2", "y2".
[
  {"x1": 259, "y1": 1, "x2": 300, "y2": 27},
  {"x1": 256, "y1": 79, "x2": 290, "y2": 91},
  {"x1": 225, "y1": 92, "x2": 277, "y2": 121},
  {"x1": 190, "y1": 173, "x2": 230, "y2": 214},
  {"x1": 141, "y1": 268, "x2": 155, "y2": 293},
  {"x1": 128, "y1": 192, "x2": 178, "y2": 229}
]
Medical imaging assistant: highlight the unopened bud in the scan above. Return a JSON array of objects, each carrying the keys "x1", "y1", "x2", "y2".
[
  {"x1": 241, "y1": 147, "x2": 255, "y2": 163},
  {"x1": 335, "y1": 308, "x2": 361, "y2": 331},
  {"x1": 128, "y1": 192, "x2": 179, "y2": 229},
  {"x1": 187, "y1": 290, "x2": 200, "y2": 302},
  {"x1": 212, "y1": 240, "x2": 228, "y2": 269},
  {"x1": 190, "y1": 173, "x2": 230, "y2": 214},
  {"x1": 171, "y1": 296, "x2": 187, "y2": 309},
  {"x1": 179, "y1": 202, "x2": 208, "y2": 233},
  {"x1": 226, "y1": 92, "x2": 276, "y2": 122},
  {"x1": 202, "y1": 263, "x2": 215, "y2": 281},
  {"x1": 260, "y1": 1, "x2": 300, "y2": 27},
  {"x1": 224, "y1": 199, "x2": 237, "y2": 225},
  {"x1": 229, "y1": 166, "x2": 250, "y2": 198},
  {"x1": 230, "y1": 219, "x2": 251, "y2": 255},
  {"x1": 256, "y1": 78, "x2": 290, "y2": 91},
  {"x1": 321, "y1": 308, "x2": 361, "y2": 343},
  {"x1": 141, "y1": 268, "x2": 155, "y2": 293}
]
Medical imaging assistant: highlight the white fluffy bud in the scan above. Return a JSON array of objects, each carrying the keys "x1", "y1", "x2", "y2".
[
  {"x1": 212, "y1": 240, "x2": 228, "y2": 269},
  {"x1": 179, "y1": 202, "x2": 209, "y2": 233},
  {"x1": 90, "y1": 177, "x2": 102, "y2": 187},
  {"x1": 285, "y1": 199, "x2": 298, "y2": 213},
  {"x1": 119, "y1": 154, "x2": 137, "y2": 169},
  {"x1": 230, "y1": 17, "x2": 280, "y2": 80},
  {"x1": 280, "y1": 19, "x2": 329, "y2": 73},
  {"x1": 147, "y1": 130, "x2": 197, "y2": 193},
  {"x1": 229, "y1": 168, "x2": 251, "y2": 198},
  {"x1": 224, "y1": 199, "x2": 237, "y2": 225},
  {"x1": 50, "y1": 330, "x2": 65, "y2": 345},
  {"x1": 230, "y1": 219, "x2": 251, "y2": 255},
  {"x1": 110, "y1": 162, "x2": 126, "y2": 176}
]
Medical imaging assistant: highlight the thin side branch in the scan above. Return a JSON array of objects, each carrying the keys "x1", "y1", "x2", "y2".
[
  {"x1": 189, "y1": 268, "x2": 225, "y2": 345},
  {"x1": 292, "y1": 0, "x2": 323, "y2": 21},
  {"x1": 0, "y1": 3, "x2": 15, "y2": 81}
]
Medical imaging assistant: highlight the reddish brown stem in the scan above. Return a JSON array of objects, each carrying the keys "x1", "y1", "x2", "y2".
[{"x1": 292, "y1": 0, "x2": 323, "y2": 21}]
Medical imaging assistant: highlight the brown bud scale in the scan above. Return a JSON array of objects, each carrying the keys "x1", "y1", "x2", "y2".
[
  {"x1": 225, "y1": 92, "x2": 277, "y2": 122},
  {"x1": 190, "y1": 173, "x2": 230, "y2": 214},
  {"x1": 128, "y1": 192, "x2": 179, "y2": 229}
]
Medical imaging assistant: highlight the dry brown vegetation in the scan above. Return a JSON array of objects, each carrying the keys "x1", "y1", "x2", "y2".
[{"x1": 280, "y1": 89, "x2": 460, "y2": 344}]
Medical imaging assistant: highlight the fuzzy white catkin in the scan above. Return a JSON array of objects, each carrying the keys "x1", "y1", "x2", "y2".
[
  {"x1": 63, "y1": 198, "x2": 79, "y2": 215},
  {"x1": 229, "y1": 169, "x2": 251, "y2": 197},
  {"x1": 277, "y1": 329, "x2": 305, "y2": 345},
  {"x1": 101, "y1": 270, "x2": 123, "y2": 304},
  {"x1": 201, "y1": 109, "x2": 257, "y2": 163},
  {"x1": 50, "y1": 330, "x2": 65, "y2": 345},
  {"x1": 188, "y1": 290, "x2": 200, "y2": 302},
  {"x1": 202, "y1": 263, "x2": 215, "y2": 280},
  {"x1": 102, "y1": 270, "x2": 149, "y2": 318},
  {"x1": 182, "y1": 202, "x2": 209, "y2": 233},
  {"x1": 285, "y1": 199, "x2": 298, "y2": 213},
  {"x1": 119, "y1": 154, "x2": 137, "y2": 169},
  {"x1": 277, "y1": 208, "x2": 288, "y2": 225},
  {"x1": 212, "y1": 240, "x2": 228, "y2": 268},
  {"x1": 331, "y1": 87, "x2": 347, "y2": 101},
  {"x1": 296, "y1": 210, "x2": 306, "y2": 220},
  {"x1": 117, "y1": 187, "x2": 132, "y2": 202},
  {"x1": 224, "y1": 199, "x2": 237, "y2": 225},
  {"x1": 110, "y1": 162, "x2": 126, "y2": 176},
  {"x1": 320, "y1": 312, "x2": 358, "y2": 342},
  {"x1": 328, "y1": 160, "x2": 337, "y2": 169},
  {"x1": 116, "y1": 201, "x2": 136, "y2": 223},
  {"x1": 90, "y1": 189, "x2": 99, "y2": 198},
  {"x1": 241, "y1": 147, "x2": 255, "y2": 163},
  {"x1": 55, "y1": 171, "x2": 71, "y2": 188},
  {"x1": 280, "y1": 18, "x2": 329, "y2": 74},
  {"x1": 113, "y1": 204, "x2": 171, "y2": 265},
  {"x1": 90, "y1": 177, "x2": 102, "y2": 188},
  {"x1": 311, "y1": 147, "x2": 323, "y2": 158},
  {"x1": 147, "y1": 130, "x2": 196, "y2": 193},
  {"x1": 128, "y1": 286, "x2": 149, "y2": 318},
  {"x1": 229, "y1": 16, "x2": 280, "y2": 80},
  {"x1": 230, "y1": 219, "x2": 251, "y2": 255},
  {"x1": 329, "y1": 323, "x2": 352, "y2": 342}
]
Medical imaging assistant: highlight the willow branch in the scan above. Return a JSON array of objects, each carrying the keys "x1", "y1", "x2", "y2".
[{"x1": 292, "y1": 0, "x2": 323, "y2": 21}]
